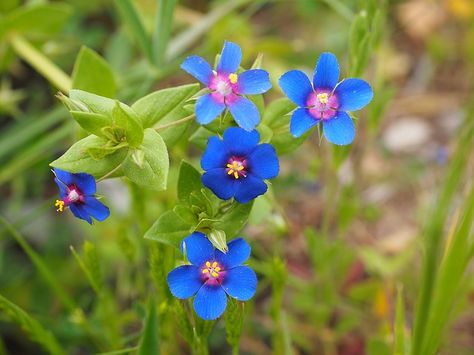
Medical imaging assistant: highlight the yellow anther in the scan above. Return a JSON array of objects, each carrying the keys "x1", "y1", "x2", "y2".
[
  {"x1": 214, "y1": 267, "x2": 221, "y2": 272},
  {"x1": 212, "y1": 261, "x2": 218, "y2": 268},
  {"x1": 227, "y1": 163, "x2": 233, "y2": 169},
  {"x1": 55, "y1": 200, "x2": 65, "y2": 212},
  {"x1": 202, "y1": 269, "x2": 209, "y2": 274},
  {"x1": 211, "y1": 272, "x2": 219, "y2": 278},
  {"x1": 236, "y1": 165, "x2": 244, "y2": 171},
  {"x1": 206, "y1": 261, "x2": 211, "y2": 268},
  {"x1": 317, "y1": 92, "x2": 329, "y2": 104},
  {"x1": 228, "y1": 73, "x2": 238, "y2": 84},
  {"x1": 234, "y1": 172, "x2": 239, "y2": 179}
]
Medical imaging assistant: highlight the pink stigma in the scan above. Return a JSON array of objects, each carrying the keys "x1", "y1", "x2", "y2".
[{"x1": 306, "y1": 89, "x2": 339, "y2": 120}]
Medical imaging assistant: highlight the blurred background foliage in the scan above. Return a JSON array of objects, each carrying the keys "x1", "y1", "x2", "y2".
[{"x1": 0, "y1": 0, "x2": 474, "y2": 354}]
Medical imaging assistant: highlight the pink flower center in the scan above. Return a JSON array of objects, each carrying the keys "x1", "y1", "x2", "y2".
[
  {"x1": 226, "y1": 156, "x2": 247, "y2": 179},
  {"x1": 306, "y1": 89, "x2": 339, "y2": 120},
  {"x1": 201, "y1": 260, "x2": 225, "y2": 285},
  {"x1": 208, "y1": 72, "x2": 239, "y2": 104}
]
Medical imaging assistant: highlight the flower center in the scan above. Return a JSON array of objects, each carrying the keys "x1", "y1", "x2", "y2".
[
  {"x1": 226, "y1": 157, "x2": 247, "y2": 179},
  {"x1": 228, "y1": 73, "x2": 238, "y2": 84},
  {"x1": 307, "y1": 90, "x2": 339, "y2": 120},
  {"x1": 54, "y1": 186, "x2": 84, "y2": 212},
  {"x1": 215, "y1": 78, "x2": 232, "y2": 96},
  {"x1": 202, "y1": 261, "x2": 222, "y2": 279}
]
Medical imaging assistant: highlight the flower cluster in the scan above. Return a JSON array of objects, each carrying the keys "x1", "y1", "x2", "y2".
[{"x1": 52, "y1": 41, "x2": 373, "y2": 321}]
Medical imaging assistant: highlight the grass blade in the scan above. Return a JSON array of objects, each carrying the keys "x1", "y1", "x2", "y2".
[
  {"x1": 152, "y1": 0, "x2": 177, "y2": 66},
  {"x1": 394, "y1": 285, "x2": 409, "y2": 355}
]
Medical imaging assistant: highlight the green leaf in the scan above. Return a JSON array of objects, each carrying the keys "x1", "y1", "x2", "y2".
[
  {"x1": 115, "y1": 0, "x2": 153, "y2": 64},
  {"x1": 132, "y1": 84, "x2": 199, "y2": 129},
  {"x1": 70, "y1": 111, "x2": 111, "y2": 138},
  {"x1": 122, "y1": 129, "x2": 168, "y2": 190},
  {"x1": 263, "y1": 98, "x2": 309, "y2": 155},
  {"x1": 208, "y1": 229, "x2": 227, "y2": 253},
  {"x1": 71, "y1": 46, "x2": 116, "y2": 97},
  {"x1": 225, "y1": 298, "x2": 244, "y2": 353},
  {"x1": 394, "y1": 285, "x2": 409, "y2": 355},
  {"x1": 0, "y1": 294, "x2": 65, "y2": 355},
  {"x1": 50, "y1": 135, "x2": 128, "y2": 178},
  {"x1": 173, "y1": 205, "x2": 198, "y2": 225},
  {"x1": 69, "y1": 89, "x2": 116, "y2": 115},
  {"x1": 177, "y1": 161, "x2": 202, "y2": 202},
  {"x1": 0, "y1": 3, "x2": 72, "y2": 39},
  {"x1": 112, "y1": 101, "x2": 144, "y2": 148},
  {"x1": 144, "y1": 210, "x2": 194, "y2": 248},
  {"x1": 70, "y1": 241, "x2": 103, "y2": 295},
  {"x1": 213, "y1": 201, "x2": 253, "y2": 239},
  {"x1": 152, "y1": 0, "x2": 177, "y2": 66},
  {"x1": 138, "y1": 300, "x2": 159, "y2": 355},
  {"x1": 189, "y1": 127, "x2": 213, "y2": 150}
]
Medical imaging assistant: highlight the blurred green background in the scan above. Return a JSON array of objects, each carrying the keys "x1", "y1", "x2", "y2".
[{"x1": 1, "y1": 0, "x2": 474, "y2": 354}]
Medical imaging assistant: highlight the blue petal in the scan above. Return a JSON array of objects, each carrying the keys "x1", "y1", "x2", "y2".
[
  {"x1": 217, "y1": 41, "x2": 242, "y2": 74},
  {"x1": 195, "y1": 94, "x2": 226, "y2": 125},
  {"x1": 53, "y1": 168, "x2": 73, "y2": 186},
  {"x1": 236, "y1": 69, "x2": 272, "y2": 95},
  {"x1": 234, "y1": 175, "x2": 268, "y2": 204},
  {"x1": 201, "y1": 136, "x2": 229, "y2": 170},
  {"x1": 193, "y1": 284, "x2": 227, "y2": 320},
  {"x1": 335, "y1": 78, "x2": 373, "y2": 111},
  {"x1": 214, "y1": 238, "x2": 251, "y2": 269},
  {"x1": 202, "y1": 168, "x2": 236, "y2": 201},
  {"x1": 279, "y1": 70, "x2": 313, "y2": 107},
  {"x1": 83, "y1": 197, "x2": 110, "y2": 222},
  {"x1": 290, "y1": 107, "x2": 319, "y2": 137},
  {"x1": 221, "y1": 266, "x2": 257, "y2": 301},
  {"x1": 227, "y1": 96, "x2": 260, "y2": 131},
  {"x1": 73, "y1": 173, "x2": 96, "y2": 195},
  {"x1": 247, "y1": 144, "x2": 279, "y2": 179},
  {"x1": 54, "y1": 178, "x2": 68, "y2": 199},
  {"x1": 69, "y1": 204, "x2": 92, "y2": 224},
  {"x1": 167, "y1": 265, "x2": 202, "y2": 299},
  {"x1": 181, "y1": 55, "x2": 213, "y2": 86},
  {"x1": 181, "y1": 232, "x2": 215, "y2": 266},
  {"x1": 313, "y1": 52, "x2": 339, "y2": 90},
  {"x1": 223, "y1": 127, "x2": 260, "y2": 155},
  {"x1": 322, "y1": 111, "x2": 355, "y2": 145}
]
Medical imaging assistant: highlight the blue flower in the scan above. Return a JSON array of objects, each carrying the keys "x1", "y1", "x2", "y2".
[
  {"x1": 201, "y1": 127, "x2": 279, "y2": 204},
  {"x1": 53, "y1": 168, "x2": 110, "y2": 224},
  {"x1": 181, "y1": 41, "x2": 272, "y2": 131},
  {"x1": 167, "y1": 232, "x2": 257, "y2": 320},
  {"x1": 279, "y1": 52, "x2": 373, "y2": 145}
]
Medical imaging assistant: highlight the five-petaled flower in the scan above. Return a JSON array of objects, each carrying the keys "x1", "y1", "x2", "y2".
[
  {"x1": 167, "y1": 232, "x2": 257, "y2": 320},
  {"x1": 279, "y1": 52, "x2": 373, "y2": 145},
  {"x1": 181, "y1": 41, "x2": 272, "y2": 131},
  {"x1": 53, "y1": 168, "x2": 110, "y2": 224},
  {"x1": 201, "y1": 127, "x2": 279, "y2": 204}
]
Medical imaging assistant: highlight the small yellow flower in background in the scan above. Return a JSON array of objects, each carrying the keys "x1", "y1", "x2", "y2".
[{"x1": 446, "y1": 0, "x2": 474, "y2": 19}]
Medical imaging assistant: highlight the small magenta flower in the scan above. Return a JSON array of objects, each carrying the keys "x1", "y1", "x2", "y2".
[
  {"x1": 167, "y1": 232, "x2": 257, "y2": 320},
  {"x1": 53, "y1": 168, "x2": 110, "y2": 224},
  {"x1": 181, "y1": 41, "x2": 272, "y2": 131},
  {"x1": 201, "y1": 127, "x2": 279, "y2": 204},
  {"x1": 279, "y1": 52, "x2": 373, "y2": 145}
]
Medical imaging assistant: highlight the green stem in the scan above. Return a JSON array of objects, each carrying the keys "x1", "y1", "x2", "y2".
[
  {"x1": 97, "y1": 163, "x2": 123, "y2": 183},
  {"x1": 8, "y1": 34, "x2": 72, "y2": 92},
  {"x1": 154, "y1": 114, "x2": 195, "y2": 131}
]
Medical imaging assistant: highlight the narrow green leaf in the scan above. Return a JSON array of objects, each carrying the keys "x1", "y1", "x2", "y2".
[
  {"x1": 394, "y1": 285, "x2": 408, "y2": 355},
  {"x1": 0, "y1": 294, "x2": 65, "y2": 355},
  {"x1": 69, "y1": 89, "x2": 116, "y2": 115},
  {"x1": 71, "y1": 46, "x2": 116, "y2": 97},
  {"x1": 144, "y1": 210, "x2": 194, "y2": 248},
  {"x1": 152, "y1": 0, "x2": 177, "y2": 66},
  {"x1": 70, "y1": 241, "x2": 103, "y2": 295},
  {"x1": 115, "y1": 0, "x2": 153, "y2": 63},
  {"x1": 177, "y1": 160, "x2": 202, "y2": 202},
  {"x1": 122, "y1": 129, "x2": 169, "y2": 190},
  {"x1": 225, "y1": 299, "x2": 244, "y2": 353},
  {"x1": 138, "y1": 300, "x2": 159, "y2": 355}
]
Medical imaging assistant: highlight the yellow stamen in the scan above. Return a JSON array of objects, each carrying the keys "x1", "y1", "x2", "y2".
[
  {"x1": 211, "y1": 272, "x2": 219, "y2": 278},
  {"x1": 212, "y1": 261, "x2": 217, "y2": 268},
  {"x1": 228, "y1": 73, "x2": 238, "y2": 84},
  {"x1": 55, "y1": 200, "x2": 65, "y2": 212},
  {"x1": 234, "y1": 172, "x2": 239, "y2": 179},
  {"x1": 206, "y1": 261, "x2": 211, "y2": 268},
  {"x1": 202, "y1": 269, "x2": 209, "y2": 274},
  {"x1": 214, "y1": 267, "x2": 221, "y2": 272},
  {"x1": 317, "y1": 92, "x2": 329, "y2": 104}
]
